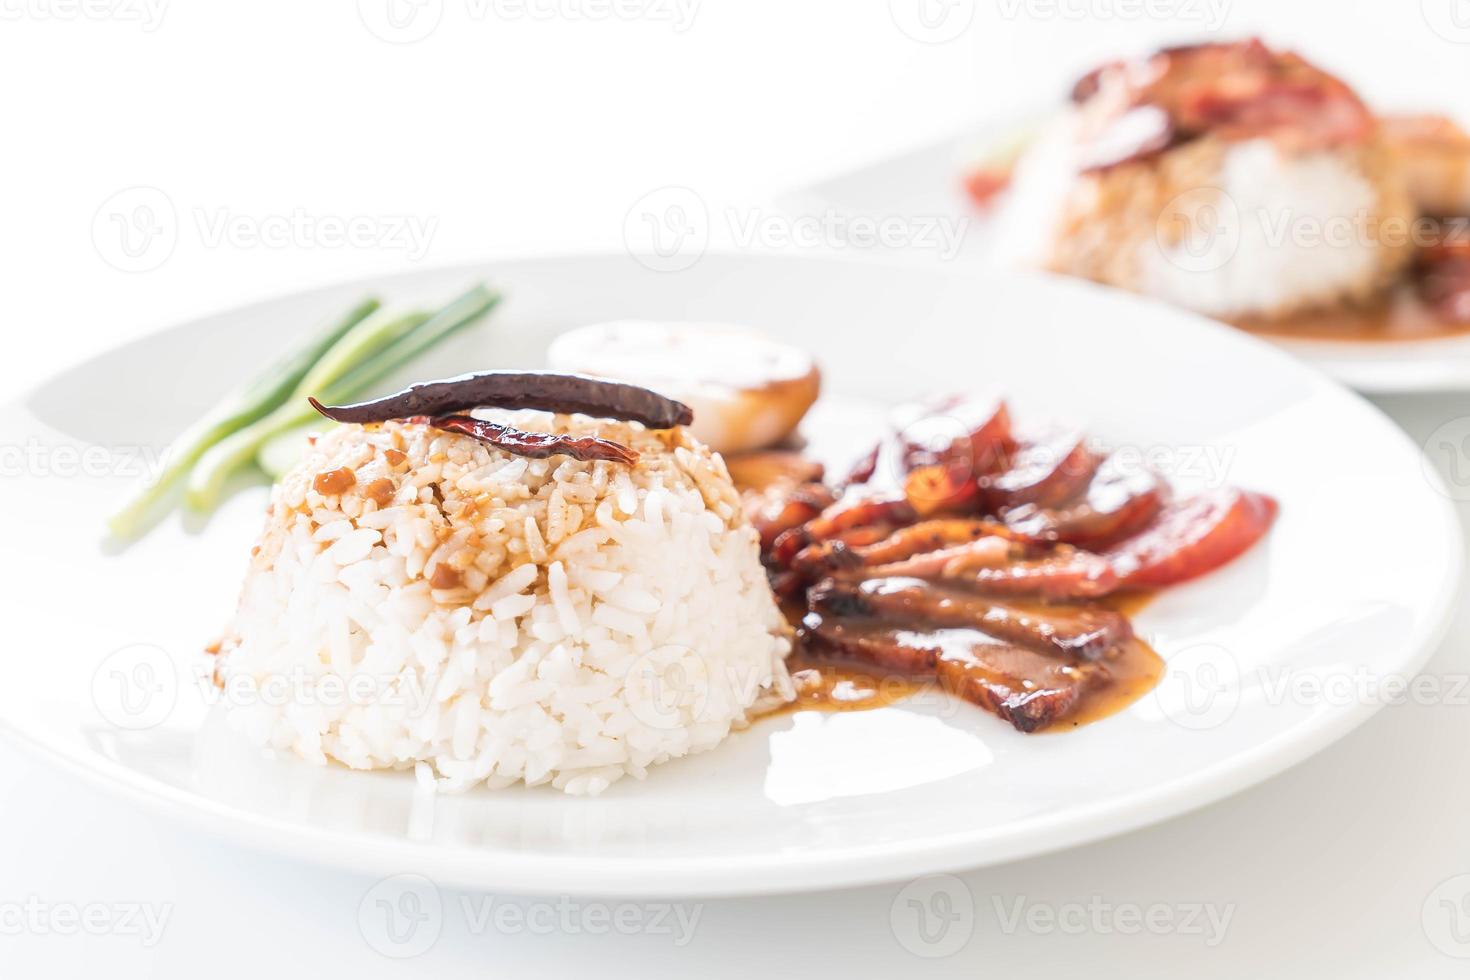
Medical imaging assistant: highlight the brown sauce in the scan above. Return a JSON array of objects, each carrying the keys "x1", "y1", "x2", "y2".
[
  {"x1": 1049, "y1": 637, "x2": 1164, "y2": 729},
  {"x1": 775, "y1": 657, "x2": 936, "y2": 715},
  {"x1": 1104, "y1": 588, "x2": 1156, "y2": 618},
  {"x1": 769, "y1": 591, "x2": 1164, "y2": 730},
  {"x1": 1236, "y1": 284, "x2": 1470, "y2": 343}
]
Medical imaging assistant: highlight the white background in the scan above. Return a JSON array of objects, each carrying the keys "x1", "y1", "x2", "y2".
[{"x1": 6, "y1": 0, "x2": 1470, "y2": 976}]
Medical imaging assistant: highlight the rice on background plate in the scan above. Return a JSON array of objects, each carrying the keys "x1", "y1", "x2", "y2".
[{"x1": 216, "y1": 410, "x2": 793, "y2": 796}]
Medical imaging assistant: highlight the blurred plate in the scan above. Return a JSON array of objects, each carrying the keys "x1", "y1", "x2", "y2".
[{"x1": 788, "y1": 127, "x2": 1470, "y2": 394}]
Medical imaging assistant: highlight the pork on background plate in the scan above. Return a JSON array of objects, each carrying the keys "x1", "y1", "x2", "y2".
[{"x1": 1000, "y1": 39, "x2": 1418, "y2": 321}]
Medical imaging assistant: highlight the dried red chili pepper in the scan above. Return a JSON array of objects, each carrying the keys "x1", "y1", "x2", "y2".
[
  {"x1": 428, "y1": 415, "x2": 640, "y2": 465},
  {"x1": 309, "y1": 371, "x2": 693, "y2": 429}
]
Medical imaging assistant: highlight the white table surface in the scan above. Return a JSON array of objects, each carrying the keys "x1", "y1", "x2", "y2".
[{"x1": 7, "y1": 2, "x2": 1470, "y2": 976}]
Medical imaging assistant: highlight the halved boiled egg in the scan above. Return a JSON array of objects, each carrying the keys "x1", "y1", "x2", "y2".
[{"x1": 546, "y1": 321, "x2": 820, "y2": 455}]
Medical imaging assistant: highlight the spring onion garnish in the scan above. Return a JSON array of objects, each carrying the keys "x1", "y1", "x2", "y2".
[
  {"x1": 183, "y1": 284, "x2": 501, "y2": 514},
  {"x1": 106, "y1": 297, "x2": 380, "y2": 540}
]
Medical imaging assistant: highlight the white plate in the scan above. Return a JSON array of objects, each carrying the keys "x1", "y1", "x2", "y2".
[
  {"x1": 788, "y1": 127, "x2": 1470, "y2": 395},
  {"x1": 1, "y1": 253, "x2": 1460, "y2": 897}
]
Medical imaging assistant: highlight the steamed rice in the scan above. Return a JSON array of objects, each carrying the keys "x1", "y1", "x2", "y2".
[
  {"x1": 1002, "y1": 112, "x2": 1416, "y2": 320},
  {"x1": 217, "y1": 410, "x2": 793, "y2": 795}
]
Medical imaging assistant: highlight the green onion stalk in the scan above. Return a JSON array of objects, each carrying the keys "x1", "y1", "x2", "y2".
[
  {"x1": 183, "y1": 284, "x2": 501, "y2": 513},
  {"x1": 106, "y1": 297, "x2": 381, "y2": 539}
]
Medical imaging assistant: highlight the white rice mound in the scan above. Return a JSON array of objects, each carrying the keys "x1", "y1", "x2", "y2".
[
  {"x1": 217, "y1": 410, "x2": 794, "y2": 796},
  {"x1": 1001, "y1": 111, "x2": 1416, "y2": 320}
]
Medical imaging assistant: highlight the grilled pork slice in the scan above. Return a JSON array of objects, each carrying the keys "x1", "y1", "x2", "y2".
[
  {"x1": 896, "y1": 395, "x2": 1013, "y2": 478},
  {"x1": 861, "y1": 541, "x2": 1119, "y2": 600},
  {"x1": 743, "y1": 480, "x2": 834, "y2": 551},
  {"x1": 809, "y1": 576, "x2": 1133, "y2": 661},
  {"x1": 1000, "y1": 454, "x2": 1166, "y2": 548},
  {"x1": 1107, "y1": 488, "x2": 1278, "y2": 587},
  {"x1": 790, "y1": 519, "x2": 1017, "y2": 581},
  {"x1": 804, "y1": 492, "x2": 918, "y2": 542},
  {"x1": 790, "y1": 530, "x2": 1119, "y2": 601},
  {"x1": 801, "y1": 610, "x2": 1110, "y2": 732},
  {"x1": 982, "y1": 430, "x2": 1101, "y2": 511}
]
